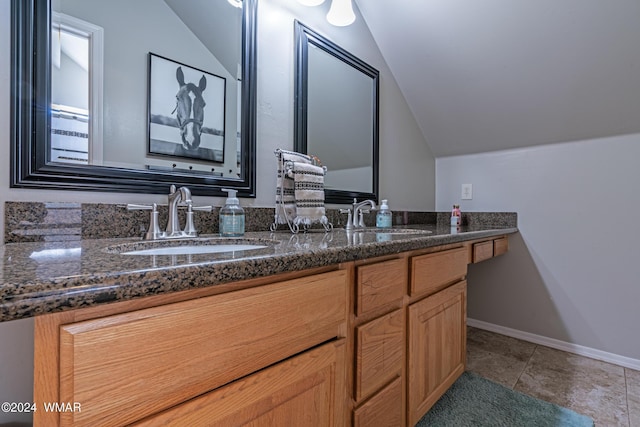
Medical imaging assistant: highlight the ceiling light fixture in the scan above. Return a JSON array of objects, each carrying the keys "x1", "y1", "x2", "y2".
[
  {"x1": 297, "y1": 0, "x2": 326, "y2": 6},
  {"x1": 326, "y1": 0, "x2": 356, "y2": 27},
  {"x1": 227, "y1": 0, "x2": 242, "y2": 8}
]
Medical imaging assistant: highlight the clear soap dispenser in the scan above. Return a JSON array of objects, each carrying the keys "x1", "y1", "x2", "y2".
[
  {"x1": 219, "y1": 188, "x2": 245, "y2": 237},
  {"x1": 376, "y1": 199, "x2": 392, "y2": 228}
]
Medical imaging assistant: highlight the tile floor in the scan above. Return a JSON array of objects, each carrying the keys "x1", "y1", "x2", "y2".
[{"x1": 466, "y1": 327, "x2": 640, "y2": 427}]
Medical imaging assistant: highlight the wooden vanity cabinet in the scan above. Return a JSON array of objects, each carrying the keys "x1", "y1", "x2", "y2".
[
  {"x1": 348, "y1": 239, "x2": 506, "y2": 426},
  {"x1": 33, "y1": 234, "x2": 509, "y2": 427},
  {"x1": 350, "y1": 257, "x2": 406, "y2": 426},
  {"x1": 34, "y1": 269, "x2": 349, "y2": 427},
  {"x1": 407, "y1": 247, "x2": 468, "y2": 426}
]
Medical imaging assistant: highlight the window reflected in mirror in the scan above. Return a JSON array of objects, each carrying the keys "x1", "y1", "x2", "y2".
[
  {"x1": 51, "y1": 13, "x2": 98, "y2": 165},
  {"x1": 49, "y1": 0, "x2": 243, "y2": 178}
]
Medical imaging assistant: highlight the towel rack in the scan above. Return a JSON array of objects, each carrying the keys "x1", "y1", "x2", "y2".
[{"x1": 270, "y1": 149, "x2": 332, "y2": 234}]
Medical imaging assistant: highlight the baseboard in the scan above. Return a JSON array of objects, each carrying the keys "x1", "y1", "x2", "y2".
[{"x1": 467, "y1": 318, "x2": 640, "y2": 371}]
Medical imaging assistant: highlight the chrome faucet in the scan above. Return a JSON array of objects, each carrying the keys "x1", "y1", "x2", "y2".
[
  {"x1": 166, "y1": 185, "x2": 192, "y2": 237},
  {"x1": 341, "y1": 198, "x2": 377, "y2": 230},
  {"x1": 126, "y1": 185, "x2": 212, "y2": 240},
  {"x1": 353, "y1": 199, "x2": 377, "y2": 228}
]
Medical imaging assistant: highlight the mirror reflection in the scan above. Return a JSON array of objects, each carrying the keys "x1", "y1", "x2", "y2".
[
  {"x1": 11, "y1": 0, "x2": 256, "y2": 196},
  {"x1": 307, "y1": 43, "x2": 374, "y2": 193},
  {"x1": 294, "y1": 21, "x2": 379, "y2": 204},
  {"x1": 50, "y1": 0, "x2": 242, "y2": 178}
]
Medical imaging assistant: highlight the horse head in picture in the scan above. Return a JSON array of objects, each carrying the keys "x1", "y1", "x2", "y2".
[{"x1": 173, "y1": 66, "x2": 207, "y2": 151}]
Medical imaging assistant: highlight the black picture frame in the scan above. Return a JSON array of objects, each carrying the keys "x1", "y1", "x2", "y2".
[
  {"x1": 148, "y1": 53, "x2": 226, "y2": 164},
  {"x1": 10, "y1": 0, "x2": 258, "y2": 198}
]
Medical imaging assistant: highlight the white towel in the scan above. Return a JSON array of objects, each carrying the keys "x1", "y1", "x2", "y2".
[
  {"x1": 291, "y1": 161, "x2": 328, "y2": 226},
  {"x1": 275, "y1": 150, "x2": 312, "y2": 224}
]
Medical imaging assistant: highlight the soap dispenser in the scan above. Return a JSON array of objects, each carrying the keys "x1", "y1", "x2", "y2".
[
  {"x1": 450, "y1": 204, "x2": 461, "y2": 226},
  {"x1": 219, "y1": 188, "x2": 245, "y2": 237},
  {"x1": 376, "y1": 199, "x2": 392, "y2": 228}
]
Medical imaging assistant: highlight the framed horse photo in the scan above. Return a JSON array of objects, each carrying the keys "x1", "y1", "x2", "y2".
[{"x1": 148, "y1": 53, "x2": 226, "y2": 163}]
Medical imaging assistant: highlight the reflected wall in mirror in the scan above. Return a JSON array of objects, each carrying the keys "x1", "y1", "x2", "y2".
[
  {"x1": 294, "y1": 21, "x2": 379, "y2": 204},
  {"x1": 11, "y1": 0, "x2": 257, "y2": 196}
]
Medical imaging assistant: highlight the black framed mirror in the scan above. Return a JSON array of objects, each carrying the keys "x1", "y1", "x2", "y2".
[
  {"x1": 10, "y1": 0, "x2": 257, "y2": 197},
  {"x1": 294, "y1": 21, "x2": 379, "y2": 204}
]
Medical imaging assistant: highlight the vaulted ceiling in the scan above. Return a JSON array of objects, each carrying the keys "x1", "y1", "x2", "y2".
[{"x1": 355, "y1": 0, "x2": 640, "y2": 157}]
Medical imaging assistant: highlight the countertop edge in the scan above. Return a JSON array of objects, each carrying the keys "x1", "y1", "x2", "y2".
[{"x1": 1, "y1": 227, "x2": 518, "y2": 322}]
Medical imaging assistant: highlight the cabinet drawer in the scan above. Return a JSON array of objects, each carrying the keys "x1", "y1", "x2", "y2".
[
  {"x1": 355, "y1": 309, "x2": 403, "y2": 401},
  {"x1": 356, "y1": 258, "x2": 406, "y2": 316},
  {"x1": 132, "y1": 340, "x2": 347, "y2": 427},
  {"x1": 472, "y1": 240, "x2": 494, "y2": 263},
  {"x1": 353, "y1": 377, "x2": 403, "y2": 427},
  {"x1": 410, "y1": 247, "x2": 467, "y2": 296},
  {"x1": 494, "y1": 236, "x2": 509, "y2": 256},
  {"x1": 59, "y1": 270, "x2": 347, "y2": 427}
]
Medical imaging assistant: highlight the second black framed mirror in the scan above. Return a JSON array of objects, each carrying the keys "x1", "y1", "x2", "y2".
[{"x1": 294, "y1": 21, "x2": 379, "y2": 204}]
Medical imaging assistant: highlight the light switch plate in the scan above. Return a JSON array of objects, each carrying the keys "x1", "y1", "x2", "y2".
[{"x1": 461, "y1": 184, "x2": 473, "y2": 200}]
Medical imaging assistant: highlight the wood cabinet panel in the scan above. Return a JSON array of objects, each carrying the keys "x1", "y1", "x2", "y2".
[
  {"x1": 355, "y1": 309, "x2": 403, "y2": 401},
  {"x1": 494, "y1": 236, "x2": 509, "y2": 257},
  {"x1": 353, "y1": 377, "x2": 402, "y2": 427},
  {"x1": 410, "y1": 247, "x2": 467, "y2": 296},
  {"x1": 472, "y1": 240, "x2": 494, "y2": 263},
  {"x1": 132, "y1": 340, "x2": 347, "y2": 427},
  {"x1": 407, "y1": 281, "x2": 467, "y2": 426},
  {"x1": 59, "y1": 270, "x2": 347, "y2": 427},
  {"x1": 356, "y1": 258, "x2": 406, "y2": 316}
]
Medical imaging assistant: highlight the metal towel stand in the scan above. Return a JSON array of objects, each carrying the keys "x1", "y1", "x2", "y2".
[{"x1": 270, "y1": 149, "x2": 333, "y2": 234}]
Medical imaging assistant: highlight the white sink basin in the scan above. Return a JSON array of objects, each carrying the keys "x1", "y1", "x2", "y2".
[{"x1": 121, "y1": 244, "x2": 268, "y2": 256}]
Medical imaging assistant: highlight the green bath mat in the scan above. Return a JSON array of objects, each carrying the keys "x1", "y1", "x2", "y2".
[{"x1": 416, "y1": 371, "x2": 595, "y2": 427}]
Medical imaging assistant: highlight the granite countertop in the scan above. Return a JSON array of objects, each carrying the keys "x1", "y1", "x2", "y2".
[{"x1": 0, "y1": 224, "x2": 517, "y2": 322}]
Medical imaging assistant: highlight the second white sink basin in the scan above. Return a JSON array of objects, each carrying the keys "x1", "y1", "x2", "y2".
[{"x1": 121, "y1": 244, "x2": 268, "y2": 256}]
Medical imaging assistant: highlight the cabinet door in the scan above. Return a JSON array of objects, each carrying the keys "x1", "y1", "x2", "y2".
[
  {"x1": 407, "y1": 281, "x2": 466, "y2": 426},
  {"x1": 132, "y1": 339, "x2": 347, "y2": 427}
]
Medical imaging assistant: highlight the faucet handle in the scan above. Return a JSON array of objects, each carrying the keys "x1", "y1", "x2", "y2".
[
  {"x1": 126, "y1": 203, "x2": 154, "y2": 211},
  {"x1": 183, "y1": 201, "x2": 197, "y2": 237},
  {"x1": 339, "y1": 208, "x2": 353, "y2": 230},
  {"x1": 126, "y1": 203, "x2": 163, "y2": 240},
  {"x1": 192, "y1": 205, "x2": 213, "y2": 212},
  {"x1": 146, "y1": 204, "x2": 163, "y2": 240},
  {"x1": 125, "y1": 204, "x2": 163, "y2": 239}
]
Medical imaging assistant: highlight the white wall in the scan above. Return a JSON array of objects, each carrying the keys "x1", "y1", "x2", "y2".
[
  {"x1": 256, "y1": 1, "x2": 434, "y2": 211},
  {"x1": 436, "y1": 133, "x2": 640, "y2": 361},
  {"x1": 0, "y1": 0, "x2": 433, "y2": 422},
  {"x1": 0, "y1": 0, "x2": 434, "y2": 239}
]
